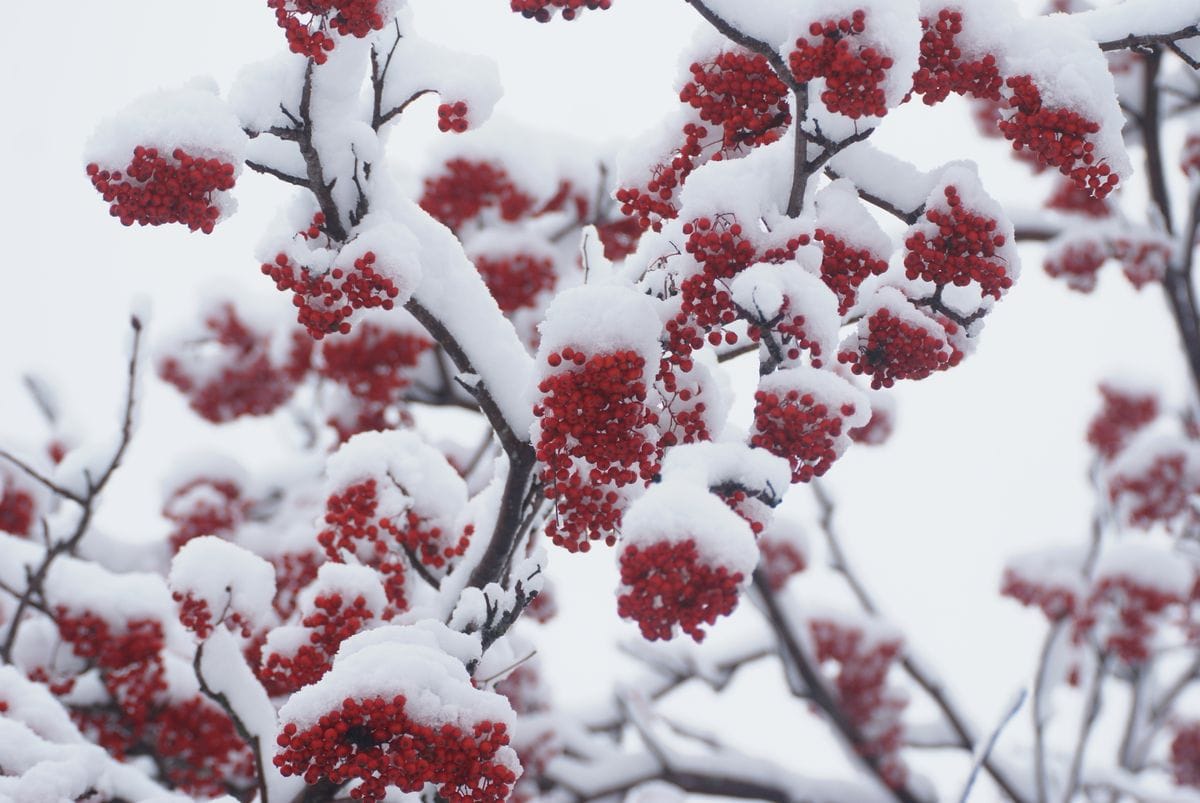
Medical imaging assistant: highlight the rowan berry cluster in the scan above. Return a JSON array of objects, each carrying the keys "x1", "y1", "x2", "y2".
[
  {"x1": 667, "y1": 217, "x2": 761, "y2": 355},
  {"x1": 750, "y1": 387, "x2": 858, "y2": 482},
  {"x1": 86, "y1": 147, "x2": 236, "y2": 233},
  {"x1": 1044, "y1": 239, "x2": 1108, "y2": 292},
  {"x1": 616, "y1": 50, "x2": 791, "y2": 232},
  {"x1": 1046, "y1": 179, "x2": 1112, "y2": 218},
  {"x1": 999, "y1": 75, "x2": 1118, "y2": 198},
  {"x1": 1172, "y1": 723, "x2": 1200, "y2": 788},
  {"x1": 911, "y1": 9, "x2": 1002, "y2": 105},
  {"x1": 815, "y1": 229, "x2": 888, "y2": 314},
  {"x1": 788, "y1": 11, "x2": 894, "y2": 119},
  {"x1": 849, "y1": 402, "x2": 894, "y2": 446},
  {"x1": 318, "y1": 479, "x2": 410, "y2": 609},
  {"x1": 1074, "y1": 575, "x2": 1186, "y2": 663},
  {"x1": 1112, "y1": 237, "x2": 1170, "y2": 290},
  {"x1": 318, "y1": 322, "x2": 432, "y2": 432},
  {"x1": 680, "y1": 52, "x2": 791, "y2": 156},
  {"x1": 437, "y1": 102, "x2": 471, "y2": 133},
  {"x1": 510, "y1": 0, "x2": 611, "y2": 22},
  {"x1": 1108, "y1": 451, "x2": 1197, "y2": 530},
  {"x1": 903, "y1": 185, "x2": 1012, "y2": 299},
  {"x1": 1000, "y1": 568, "x2": 1078, "y2": 621},
  {"x1": 474, "y1": 252, "x2": 557, "y2": 313},
  {"x1": 758, "y1": 535, "x2": 808, "y2": 592},
  {"x1": 162, "y1": 477, "x2": 249, "y2": 553},
  {"x1": 658, "y1": 380, "x2": 713, "y2": 448},
  {"x1": 263, "y1": 247, "x2": 401, "y2": 339},
  {"x1": 534, "y1": 348, "x2": 659, "y2": 552},
  {"x1": 261, "y1": 592, "x2": 377, "y2": 694},
  {"x1": 839, "y1": 306, "x2": 961, "y2": 389},
  {"x1": 154, "y1": 696, "x2": 257, "y2": 795},
  {"x1": 0, "y1": 477, "x2": 35, "y2": 537},
  {"x1": 617, "y1": 539, "x2": 743, "y2": 642},
  {"x1": 1087, "y1": 384, "x2": 1159, "y2": 460},
  {"x1": 809, "y1": 618, "x2": 907, "y2": 788},
  {"x1": 159, "y1": 303, "x2": 312, "y2": 423},
  {"x1": 267, "y1": 0, "x2": 384, "y2": 64},
  {"x1": 420, "y1": 160, "x2": 535, "y2": 232},
  {"x1": 271, "y1": 551, "x2": 324, "y2": 619},
  {"x1": 275, "y1": 697, "x2": 516, "y2": 802},
  {"x1": 174, "y1": 591, "x2": 255, "y2": 640}
]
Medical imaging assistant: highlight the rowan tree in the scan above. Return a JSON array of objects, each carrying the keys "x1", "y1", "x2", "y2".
[{"x1": 2, "y1": 1, "x2": 1199, "y2": 802}]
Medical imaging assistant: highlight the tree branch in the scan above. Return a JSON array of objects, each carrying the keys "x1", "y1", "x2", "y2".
[{"x1": 1098, "y1": 26, "x2": 1200, "y2": 58}]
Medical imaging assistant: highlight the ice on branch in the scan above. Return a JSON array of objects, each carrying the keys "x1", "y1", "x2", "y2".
[
  {"x1": 84, "y1": 82, "x2": 248, "y2": 233},
  {"x1": 617, "y1": 480, "x2": 757, "y2": 642},
  {"x1": 274, "y1": 635, "x2": 519, "y2": 801},
  {"x1": 169, "y1": 536, "x2": 277, "y2": 639}
]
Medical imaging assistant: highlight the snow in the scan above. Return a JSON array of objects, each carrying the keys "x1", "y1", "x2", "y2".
[
  {"x1": 659, "y1": 440, "x2": 792, "y2": 501},
  {"x1": 325, "y1": 429, "x2": 467, "y2": 524},
  {"x1": 278, "y1": 638, "x2": 516, "y2": 736},
  {"x1": 229, "y1": 54, "x2": 307, "y2": 133},
  {"x1": 759, "y1": 364, "x2": 872, "y2": 430},
  {"x1": 299, "y1": 562, "x2": 389, "y2": 617},
  {"x1": 535, "y1": 284, "x2": 663, "y2": 385},
  {"x1": 1094, "y1": 540, "x2": 1194, "y2": 598},
  {"x1": 621, "y1": 480, "x2": 758, "y2": 577},
  {"x1": 731, "y1": 261, "x2": 842, "y2": 360},
  {"x1": 1071, "y1": 1, "x2": 1200, "y2": 44},
  {"x1": 169, "y1": 536, "x2": 277, "y2": 631}
]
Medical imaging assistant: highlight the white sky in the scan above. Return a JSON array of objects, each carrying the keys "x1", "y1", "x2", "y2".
[{"x1": 0, "y1": 1, "x2": 1191, "y2": 799}]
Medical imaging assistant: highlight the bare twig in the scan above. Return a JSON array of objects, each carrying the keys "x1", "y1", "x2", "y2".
[{"x1": 958, "y1": 690, "x2": 1028, "y2": 803}]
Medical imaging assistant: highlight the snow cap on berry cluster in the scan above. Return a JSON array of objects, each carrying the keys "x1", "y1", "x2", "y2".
[
  {"x1": 229, "y1": 54, "x2": 307, "y2": 133},
  {"x1": 335, "y1": 620, "x2": 481, "y2": 667},
  {"x1": 297, "y1": 563, "x2": 388, "y2": 618},
  {"x1": 324, "y1": 430, "x2": 468, "y2": 527},
  {"x1": 42, "y1": 558, "x2": 175, "y2": 636},
  {"x1": 534, "y1": 285, "x2": 662, "y2": 386},
  {"x1": 371, "y1": 27, "x2": 500, "y2": 134},
  {"x1": 169, "y1": 537, "x2": 277, "y2": 633},
  {"x1": 84, "y1": 81, "x2": 248, "y2": 214},
  {"x1": 660, "y1": 441, "x2": 792, "y2": 504},
  {"x1": 277, "y1": 638, "x2": 516, "y2": 736},
  {"x1": 1104, "y1": 425, "x2": 1200, "y2": 527},
  {"x1": 815, "y1": 180, "x2": 892, "y2": 274},
  {"x1": 1094, "y1": 541, "x2": 1194, "y2": 601},
  {"x1": 621, "y1": 480, "x2": 758, "y2": 579},
  {"x1": 336, "y1": 215, "x2": 422, "y2": 305},
  {"x1": 732, "y1": 261, "x2": 842, "y2": 357}
]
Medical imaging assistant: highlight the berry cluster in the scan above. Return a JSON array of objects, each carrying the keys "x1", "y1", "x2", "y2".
[
  {"x1": 903, "y1": 185, "x2": 1012, "y2": 299},
  {"x1": 318, "y1": 322, "x2": 432, "y2": 436},
  {"x1": 420, "y1": 160, "x2": 535, "y2": 233},
  {"x1": 839, "y1": 305, "x2": 960, "y2": 389},
  {"x1": 668, "y1": 217, "x2": 762, "y2": 355},
  {"x1": 1000, "y1": 567, "x2": 1078, "y2": 621},
  {"x1": 1046, "y1": 179, "x2": 1111, "y2": 218},
  {"x1": 266, "y1": 0, "x2": 385, "y2": 64},
  {"x1": 750, "y1": 388, "x2": 858, "y2": 482},
  {"x1": 1172, "y1": 723, "x2": 1200, "y2": 788},
  {"x1": 617, "y1": 539, "x2": 743, "y2": 642},
  {"x1": 680, "y1": 52, "x2": 791, "y2": 157},
  {"x1": 86, "y1": 147, "x2": 236, "y2": 234},
  {"x1": 849, "y1": 402, "x2": 895, "y2": 446},
  {"x1": 1108, "y1": 451, "x2": 1197, "y2": 530},
  {"x1": 789, "y1": 11, "x2": 894, "y2": 119},
  {"x1": 999, "y1": 75, "x2": 1118, "y2": 198},
  {"x1": 1074, "y1": 574, "x2": 1186, "y2": 663},
  {"x1": 510, "y1": 0, "x2": 611, "y2": 22},
  {"x1": 162, "y1": 477, "x2": 249, "y2": 553},
  {"x1": 911, "y1": 9, "x2": 1002, "y2": 106},
  {"x1": 616, "y1": 51, "x2": 790, "y2": 232},
  {"x1": 809, "y1": 618, "x2": 907, "y2": 788},
  {"x1": 534, "y1": 348, "x2": 659, "y2": 552},
  {"x1": 437, "y1": 102, "x2": 471, "y2": 134},
  {"x1": 271, "y1": 550, "x2": 324, "y2": 618},
  {"x1": 657, "y1": 377, "x2": 713, "y2": 448},
  {"x1": 474, "y1": 252, "x2": 557, "y2": 313},
  {"x1": 160, "y1": 303, "x2": 312, "y2": 424},
  {"x1": 1112, "y1": 237, "x2": 1170, "y2": 290},
  {"x1": 261, "y1": 592, "x2": 377, "y2": 694},
  {"x1": 318, "y1": 479, "x2": 408, "y2": 610},
  {"x1": 0, "y1": 476, "x2": 35, "y2": 537},
  {"x1": 174, "y1": 591, "x2": 256, "y2": 640},
  {"x1": 1087, "y1": 383, "x2": 1159, "y2": 460},
  {"x1": 1044, "y1": 239, "x2": 1108, "y2": 293},
  {"x1": 275, "y1": 697, "x2": 516, "y2": 802},
  {"x1": 815, "y1": 229, "x2": 888, "y2": 314},
  {"x1": 154, "y1": 696, "x2": 256, "y2": 795},
  {"x1": 758, "y1": 535, "x2": 808, "y2": 592},
  {"x1": 263, "y1": 247, "x2": 401, "y2": 340}
]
